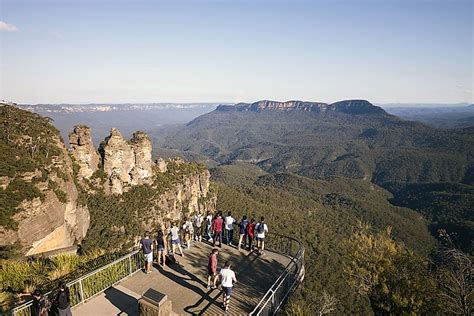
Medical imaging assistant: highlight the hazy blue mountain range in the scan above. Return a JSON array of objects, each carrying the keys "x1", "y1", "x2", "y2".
[
  {"x1": 16, "y1": 103, "x2": 217, "y2": 145},
  {"x1": 381, "y1": 104, "x2": 474, "y2": 128}
]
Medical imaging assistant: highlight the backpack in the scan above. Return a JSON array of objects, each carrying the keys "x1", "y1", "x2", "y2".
[
  {"x1": 256, "y1": 223, "x2": 265, "y2": 234},
  {"x1": 56, "y1": 290, "x2": 69, "y2": 310},
  {"x1": 239, "y1": 220, "x2": 248, "y2": 233}
]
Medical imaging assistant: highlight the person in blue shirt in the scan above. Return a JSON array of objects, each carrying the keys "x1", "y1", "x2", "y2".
[
  {"x1": 140, "y1": 231, "x2": 154, "y2": 273},
  {"x1": 237, "y1": 215, "x2": 249, "y2": 250}
]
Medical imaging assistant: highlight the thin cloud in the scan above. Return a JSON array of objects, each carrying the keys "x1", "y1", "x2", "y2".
[{"x1": 0, "y1": 21, "x2": 19, "y2": 32}]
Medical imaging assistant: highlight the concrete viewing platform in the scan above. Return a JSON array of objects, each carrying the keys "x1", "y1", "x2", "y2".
[{"x1": 73, "y1": 241, "x2": 291, "y2": 315}]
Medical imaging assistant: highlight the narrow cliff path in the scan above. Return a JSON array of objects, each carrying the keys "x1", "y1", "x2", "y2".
[{"x1": 73, "y1": 240, "x2": 290, "y2": 315}]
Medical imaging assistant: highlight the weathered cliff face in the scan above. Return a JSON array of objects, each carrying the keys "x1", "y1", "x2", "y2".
[
  {"x1": 216, "y1": 99, "x2": 387, "y2": 115},
  {"x1": 69, "y1": 126, "x2": 99, "y2": 178},
  {"x1": 95, "y1": 128, "x2": 153, "y2": 194},
  {"x1": 141, "y1": 167, "x2": 214, "y2": 233},
  {"x1": 1, "y1": 105, "x2": 215, "y2": 257},
  {"x1": 0, "y1": 105, "x2": 90, "y2": 257},
  {"x1": 130, "y1": 131, "x2": 153, "y2": 185}
]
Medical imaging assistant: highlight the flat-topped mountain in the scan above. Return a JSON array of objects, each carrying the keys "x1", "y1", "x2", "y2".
[
  {"x1": 217, "y1": 99, "x2": 387, "y2": 115},
  {"x1": 151, "y1": 98, "x2": 473, "y2": 253}
]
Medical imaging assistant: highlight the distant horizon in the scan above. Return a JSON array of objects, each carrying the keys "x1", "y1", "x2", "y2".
[{"x1": 5, "y1": 100, "x2": 472, "y2": 108}]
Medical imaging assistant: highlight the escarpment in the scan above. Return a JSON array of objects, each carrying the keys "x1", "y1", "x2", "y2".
[
  {"x1": 0, "y1": 105, "x2": 89, "y2": 257},
  {"x1": 0, "y1": 104, "x2": 215, "y2": 257}
]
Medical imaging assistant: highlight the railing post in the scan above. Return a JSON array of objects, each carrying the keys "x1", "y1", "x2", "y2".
[
  {"x1": 79, "y1": 279, "x2": 85, "y2": 304},
  {"x1": 128, "y1": 254, "x2": 133, "y2": 275},
  {"x1": 271, "y1": 293, "x2": 275, "y2": 313}
]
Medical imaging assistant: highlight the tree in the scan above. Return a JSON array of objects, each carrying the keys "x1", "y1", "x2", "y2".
[
  {"x1": 314, "y1": 291, "x2": 338, "y2": 316},
  {"x1": 344, "y1": 222, "x2": 439, "y2": 314},
  {"x1": 436, "y1": 248, "x2": 473, "y2": 315},
  {"x1": 284, "y1": 292, "x2": 338, "y2": 316}
]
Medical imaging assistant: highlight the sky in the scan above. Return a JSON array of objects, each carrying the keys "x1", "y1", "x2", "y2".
[{"x1": 0, "y1": 0, "x2": 472, "y2": 104}]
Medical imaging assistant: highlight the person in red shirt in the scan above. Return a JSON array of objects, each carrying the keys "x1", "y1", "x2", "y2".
[
  {"x1": 212, "y1": 212, "x2": 224, "y2": 247},
  {"x1": 247, "y1": 218, "x2": 256, "y2": 251},
  {"x1": 207, "y1": 248, "x2": 219, "y2": 289}
]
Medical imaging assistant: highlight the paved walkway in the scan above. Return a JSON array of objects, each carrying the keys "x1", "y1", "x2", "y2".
[{"x1": 73, "y1": 241, "x2": 290, "y2": 315}]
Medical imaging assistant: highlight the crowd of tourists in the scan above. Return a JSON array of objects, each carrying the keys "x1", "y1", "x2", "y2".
[
  {"x1": 139, "y1": 210, "x2": 269, "y2": 312},
  {"x1": 14, "y1": 211, "x2": 268, "y2": 315}
]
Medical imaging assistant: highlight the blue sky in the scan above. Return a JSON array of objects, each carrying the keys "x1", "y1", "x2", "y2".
[{"x1": 0, "y1": 0, "x2": 472, "y2": 104}]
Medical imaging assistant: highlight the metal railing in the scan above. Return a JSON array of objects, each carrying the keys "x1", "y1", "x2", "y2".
[
  {"x1": 10, "y1": 250, "x2": 143, "y2": 316},
  {"x1": 10, "y1": 228, "x2": 304, "y2": 316},
  {"x1": 247, "y1": 231, "x2": 305, "y2": 316}
]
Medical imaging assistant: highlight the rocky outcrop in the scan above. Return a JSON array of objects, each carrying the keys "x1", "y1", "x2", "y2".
[
  {"x1": 95, "y1": 128, "x2": 153, "y2": 194},
  {"x1": 69, "y1": 126, "x2": 99, "y2": 178},
  {"x1": 216, "y1": 99, "x2": 387, "y2": 115},
  {"x1": 141, "y1": 168, "x2": 214, "y2": 233},
  {"x1": 130, "y1": 131, "x2": 153, "y2": 185},
  {"x1": 155, "y1": 158, "x2": 168, "y2": 173}
]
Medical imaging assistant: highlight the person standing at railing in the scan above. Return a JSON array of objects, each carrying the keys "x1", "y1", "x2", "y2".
[
  {"x1": 155, "y1": 229, "x2": 167, "y2": 268},
  {"x1": 224, "y1": 211, "x2": 236, "y2": 245},
  {"x1": 140, "y1": 231, "x2": 154, "y2": 274},
  {"x1": 170, "y1": 222, "x2": 185, "y2": 257},
  {"x1": 205, "y1": 211, "x2": 213, "y2": 241},
  {"x1": 247, "y1": 218, "x2": 256, "y2": 251},
  {"x1": 54, "y1": 281, "x2": 72, "y2": 316},
  {"x1": 256, "y1": 217, "x2": 268, "y2": 255},
  {"x1": 16, "y1": 288, "x2": 49, "y2": 316},
  {"x1": 218, "y1": 261, "x2": 237, "y2": 312},
  {"x1": 212, "y1": 212, "x2": 224, "y2": 247},
  {"x1": 237, "y1": 215, "x2": 249, "y2": 250}
]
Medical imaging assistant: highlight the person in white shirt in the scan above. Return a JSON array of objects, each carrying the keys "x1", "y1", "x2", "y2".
[
  {"x1": 205, "y1": 212, "x2": 213, "y2": 241},
  {"x1": 193, "y1": 212, "x2": 204, "y2": 242},
  {"x1": 169, "y1": 222, "x2": 184, "y2": 257},
  {"x1": 255, "y1": 216, "x2": 268, "y2": 255},
  {"x1": 219, "y1": 261, "x2": 237, "y2": 312},
  {"x1": 224, "y1": 211, "x2": 236, "y2": 246}
]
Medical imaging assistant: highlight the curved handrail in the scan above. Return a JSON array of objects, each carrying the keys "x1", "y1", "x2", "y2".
[
  {"x1": 10, "y1": 229, "x2": 304, "y2": 316},
  {"x1": 247, "y1": 231, "x2": 305, "y2": 315}
]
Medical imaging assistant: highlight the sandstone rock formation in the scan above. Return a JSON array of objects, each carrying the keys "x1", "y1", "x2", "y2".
[
  {"x1": 140, "y1": 168, "x2": 214, "y2": 233},
  {"x1": 1, "y1": 104, "x2": 214, "y2": 257},
  {"x1": 155, "y1": 158, "x2": 168, "y2": 173},
  {"x1": 0, "y1": 106, "x2": 90, "y2": 256},
  {"x1": 130, "y1": 131, "x2": 153, "y2": 185},
  {"x1": 95, "y1": 128, "x2": 154, "y2": 194},
  {"x1": 69, "y1": 126, "x2": 99, "y2": 178}
]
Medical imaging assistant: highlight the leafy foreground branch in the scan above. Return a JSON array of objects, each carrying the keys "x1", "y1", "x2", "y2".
[{"x1": 343, "y1": 222, "x2": 473, "y2": 315}]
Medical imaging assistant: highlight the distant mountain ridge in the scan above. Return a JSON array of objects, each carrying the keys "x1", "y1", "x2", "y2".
[
  {"x1": 17, "y1": 103, "x2": 218, "y2": 113},
  {"x1": 217, "y1": 99, "x2": 387, "y2": 115}
]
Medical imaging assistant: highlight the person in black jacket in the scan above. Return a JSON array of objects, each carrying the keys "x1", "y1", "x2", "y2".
[{"x1": 55, "y1": 281, "x2": 72, "y2": 316}]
